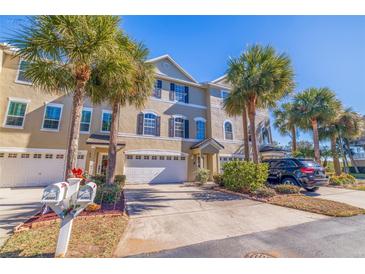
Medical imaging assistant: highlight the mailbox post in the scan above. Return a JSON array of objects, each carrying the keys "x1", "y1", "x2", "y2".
[{"x1": 41, "y1": 177, "x2": 97, "y2": 257}]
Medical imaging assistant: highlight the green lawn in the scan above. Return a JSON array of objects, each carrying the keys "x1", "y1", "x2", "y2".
[{"x1": 0, "y1": 215, "x2": 128, "y2": 258}]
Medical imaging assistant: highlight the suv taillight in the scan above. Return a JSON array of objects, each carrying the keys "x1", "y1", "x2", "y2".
[{"x1": 300, "y1": 167, "x2": 315, "y2": 174}]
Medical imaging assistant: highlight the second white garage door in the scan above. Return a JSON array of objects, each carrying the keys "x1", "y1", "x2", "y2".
[{"x1": 124, "y1": 154, "x2": 187, "y2": 184}]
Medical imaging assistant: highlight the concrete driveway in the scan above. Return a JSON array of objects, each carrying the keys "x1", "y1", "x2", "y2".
[
  {"x1": 305, "y1": 187, "x2": 365, "y2": 208},
  {"x1": 0, "y1": 187, "x2": 43, "y2": 247},
  {"x1": 115, "y1": 183, "x2": 328, "y2": 257}
]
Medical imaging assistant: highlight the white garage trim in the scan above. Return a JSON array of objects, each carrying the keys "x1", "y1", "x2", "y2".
[
  {"x1": 0, "y1": 147, "x2": 87, "y2": 154},
  {"x1": 124, "y1": 149, "x2": 188, "y2": 156}
]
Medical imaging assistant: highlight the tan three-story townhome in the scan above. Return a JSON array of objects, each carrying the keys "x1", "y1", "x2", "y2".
[{"x1": 0, "y1": 44, "x2": 272, "y2": 187}]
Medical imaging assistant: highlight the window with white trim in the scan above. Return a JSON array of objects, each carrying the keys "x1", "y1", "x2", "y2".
[
  {"x1": 175, "y1": 84, "x2": 186, "y2": 103},
  {"x1": 8, "y1": 153, "x2": 17, "y2": 158},
  {"x1": 33, "y1": 154, "x2": 42, "y2": 159},
  {"x1": 143, "y1": 113, "x2": 157, "y2": 135},
  {"x1": 153, "y1": 80, "x2": 162, "y2": 98},
  {"x1": 4, "y1": 100, "x2": 28, "y2": 128},
  {"x1": 174, "y1": 117, "x2": 185, "y2": 138},
  {"x1": 224, "y1": 121, "x2": 233, "y2": 140},
  {"x1": 101, "y1": 110, "x2": 112, "y2": 132},
  {"x1": 42, "y1": 103, "x2": 63, "y2": 131},
  {"x1": 221, "y1": 90, "x2": 229, "y2": 102},
  {"x1": 16, "y1": 60, "x2": 32, "y2": 84},
  {"x1": 196, "y1": 120, "x2": 206, "y2": 140},
  {"x1": 21, "y1": 153, "x2": 30, "y2": 158},
  {"x1": 80, "y1": 108, "x2": 92, "y2": 133}
]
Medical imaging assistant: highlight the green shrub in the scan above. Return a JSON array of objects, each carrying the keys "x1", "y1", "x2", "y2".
[
  {"x1": 114, "y1": 174, "x2": 126, "y2": 188},
  {"x1": 275, "y1": 184, "x2": 300, "y2": 194},
  {"x1": 213, "y1": 174, "x2": 224, "y2": 186},
  {"x1": 330, "y1": 173, "x2": 356, "y2": 185},
  {"x1": 196, "y1": 168, "x2": 210, "y2": 184},
  {"x1": 222, "y1": 161, "x2": 268, "y2": 192},
  {"x1": 90, "y1": 175, "x2": 106, "y2": 186},
  {"x1": 254, "y1": 186, "x2": 276, "y2": 198},
  {"x1": 95, "y1": 184, "x2": 122, "y2": 204}
]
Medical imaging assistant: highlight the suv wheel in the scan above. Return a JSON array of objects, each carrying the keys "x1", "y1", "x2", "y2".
[{"x1": 281, "y1": 177, "x2": 298, "y2": 186}]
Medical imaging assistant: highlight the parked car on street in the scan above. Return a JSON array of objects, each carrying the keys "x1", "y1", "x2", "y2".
[{"x1": 262, "y1": 158, "x2": 329, "y2": 192}]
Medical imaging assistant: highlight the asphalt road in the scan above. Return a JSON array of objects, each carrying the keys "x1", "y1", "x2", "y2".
[{"x1": 131, "y1": 214, "x2": 365, "y2": 258}]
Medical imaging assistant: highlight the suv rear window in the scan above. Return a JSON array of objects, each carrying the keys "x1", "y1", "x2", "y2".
[{"x1": 300, "y1": 160, "x2": 321, "y2": 167}]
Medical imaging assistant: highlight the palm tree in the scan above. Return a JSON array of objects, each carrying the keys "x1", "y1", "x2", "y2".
[
  {"x1": 12, "y1": 16, "x2": 120, "y2": 178},
  {"x1": 223, "y1": 91, "x2": 250, "y2": 161},
  {"x1": 337, "y1": 108, "x2": 365, "y2": 173},
  {"x1": 318, "y1": 124, "x2": 342, "y2": 175},
  {"x1": 318, "y1": 110, "x2": 343, "y2": 175},
  {"x1": 273, "y1": 102, "x2": 298, "y2": 154},
  {"x1": 227, "y1": 45, "x2": 295, "y2": 163},
  {"x1": 293, "y1": 88, "x2": 341, "y2": 163},
  {"x1": 89, "y1": 33, "x2": 154, "y2": 184}
]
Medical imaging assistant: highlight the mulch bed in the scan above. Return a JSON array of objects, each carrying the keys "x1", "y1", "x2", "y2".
[
  {"x1": 213, "y1": 185, "x2": 365, "y2": 217},
  {"x1": 16, "y1": 192, "x2": 126, "y2": 232}
]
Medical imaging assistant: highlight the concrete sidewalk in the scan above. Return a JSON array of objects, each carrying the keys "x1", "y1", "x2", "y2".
[
  {"x1": 115, "y1": 183, "x2": 328, "y2": 257},
  {"x1": 305, "y1": 187, "x2": 365, "y2": 208},
  {"x1": 0, "y1": 187, "x2": 43, "y2": 247}
]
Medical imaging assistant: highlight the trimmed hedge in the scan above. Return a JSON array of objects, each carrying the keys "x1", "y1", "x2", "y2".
[
  {"x1": 196, "y1": 168, "x2": 210, "y2": 184},
  {"x1": 254, "y1": 186, "x2": 276, "y2": 198},
  {"x1": 213, "y1": 174, "x2": 224, "y2": 186},
  {"x1": 222, "y1": 161, "x2": 268, "y2": 192},
  {"x1": 330, "y1": 173, "x2": 356, "y2": 186},
  {"x1": 275, "y1": 184, "x2": 300, "y2": 194}
]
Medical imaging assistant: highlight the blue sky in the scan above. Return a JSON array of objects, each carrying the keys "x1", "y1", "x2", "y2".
[{"x1": 1, "y1": 16, "x2": 364, "y2": 146}]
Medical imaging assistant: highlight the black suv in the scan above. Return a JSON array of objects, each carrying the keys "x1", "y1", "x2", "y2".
[{"x1": 263, "y1": 158, "x2": 329, "y2": 192}]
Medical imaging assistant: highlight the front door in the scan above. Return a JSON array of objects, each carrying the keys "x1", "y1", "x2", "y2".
[{"x1": 97, "y1": 153, "x2": 108, "y2": 175}]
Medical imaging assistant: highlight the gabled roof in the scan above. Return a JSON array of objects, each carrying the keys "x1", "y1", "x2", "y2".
[
  {"x1": 211, "y1": 74, "x2": 227, "y2": 84},
  {"x1": 147, "y1": 54, "x2": 198, "y2": 83},
  {"x1": 191, "y1": 138, "x2": 224, "y2": 150}
]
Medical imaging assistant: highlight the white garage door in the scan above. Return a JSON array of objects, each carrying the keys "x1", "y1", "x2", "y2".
[
  {"x1": 0, "y1": 149, "x2": 86, "y2": 188},
  {"x1": 124, "y1": 154, "x2": 187, "y2": 184}
]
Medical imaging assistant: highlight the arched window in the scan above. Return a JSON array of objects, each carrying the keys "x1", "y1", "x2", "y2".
[
  {"x1": 224, "y1": 121, "x2": 233, "y2": 140},
  {"x1": 195, "y1": 118, "x2": 206, "y2": 139},
  {"x1": 143, "y1": 113, "x2": 157, "y2": 135}
]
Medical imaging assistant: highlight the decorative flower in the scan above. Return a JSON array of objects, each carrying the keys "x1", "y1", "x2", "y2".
[{"x1": 72, "y1": 168, "x2": 84, "y2": 178}]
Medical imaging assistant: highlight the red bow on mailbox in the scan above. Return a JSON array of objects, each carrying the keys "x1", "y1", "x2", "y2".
[{"x1": 71, "y1": 168, "x2": 84, "y2": 178}]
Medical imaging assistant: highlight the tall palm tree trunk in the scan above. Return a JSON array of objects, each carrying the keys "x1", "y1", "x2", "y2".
[
  {"x1": 107, "y1": 100, "x2": 120, "y2": 185},
  {"x1": 242, "y1": 105, "x2": 250, "y2": 161},
  {"x1": 311, "y1": 118, "x2": 321, "y2": 163},
  {"x1": 330, "y1": 134, "x2": 341, "y2": 176},
  {"x1": 248, "y1": 99, "x2": 259, "y2": 163},
  {"x1": 65, "y1": 82, "x2": 85, "y2": 179},
  {"x1": 291, "y1": 126, "x2": 297, "y2": 153},
  {"x1": 344, "y1": 138, "x2": 360, "y2": 173},
  {"x1": 338, "y1": 136, "x2": 349, "y2": 173}
]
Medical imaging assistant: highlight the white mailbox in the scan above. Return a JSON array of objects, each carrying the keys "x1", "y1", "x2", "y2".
[
  {"x1": 41, "y1": 182, "x2": 69, "y2": 204},
  {"x1": 76, "y1": 182, "x2": 97, "y2": 205}
]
